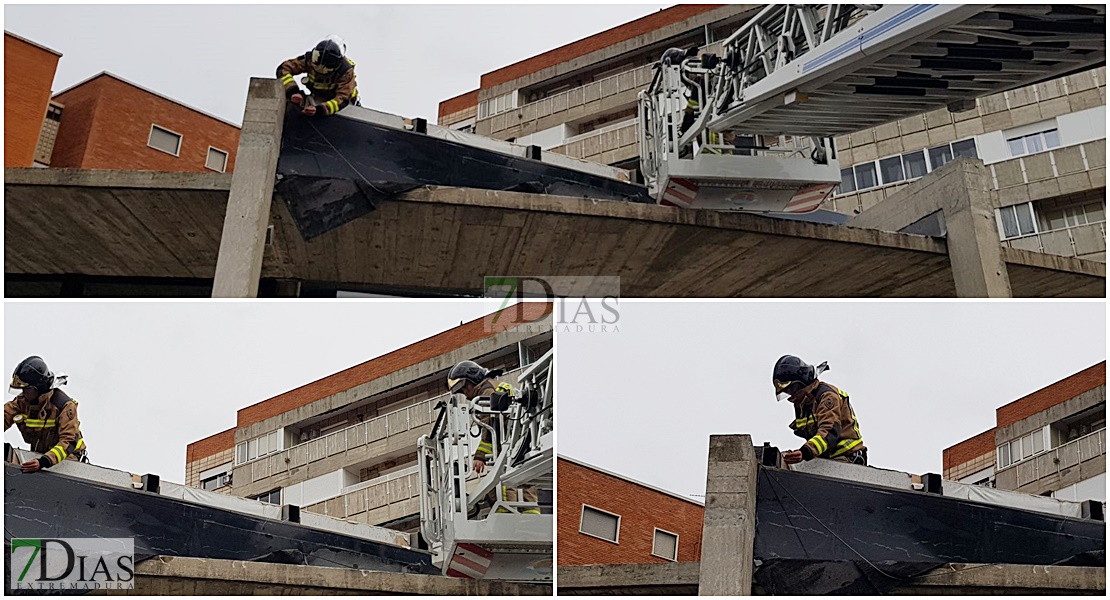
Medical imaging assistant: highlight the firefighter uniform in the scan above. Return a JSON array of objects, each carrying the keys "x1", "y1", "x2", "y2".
[
  {"x1": 472, "y1": 376, "x2": 540, "y2": 514},
  {"x1": 276, "y1": 55, "x2": 359, "y2": 117},
  {"x1": 788, "y1": 381, "x2": 866, "y2": 464},
  {"x1": 4, "y1": 388, "x2": 87, "y2": 468}
]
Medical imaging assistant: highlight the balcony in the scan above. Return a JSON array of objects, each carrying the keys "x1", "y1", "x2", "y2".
[
  {"x1": 990, "y1": 139, "x2": 1106, "y2": 206},
  {"x1": 995, "y1": 428, "x2": 1105, "y2": 496},
  {"x1": 1003, "y1": 221, "x2": 1105, "y2": 261},
  {"x1": 232, "y1": 398, "x2": 435, "y2": 497},
  {"x1": 549, "y1": 119, "x2": 639, "y2": 166},
  {"x1": 303, "y1": 467, "x2": 421, "y2": 526}
]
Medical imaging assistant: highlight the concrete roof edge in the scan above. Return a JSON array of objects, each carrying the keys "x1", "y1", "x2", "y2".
[
  {"x1": 2, "y1": 167, "x2": 233, "y2": 191},
  {"x1": 559, "y1": 454, "x2": 705, "y2": 507}
]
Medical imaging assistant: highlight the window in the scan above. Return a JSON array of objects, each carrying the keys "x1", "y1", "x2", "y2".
[
  {"x1": 928, "y1": 144, "x2": 954, "y2": 170},
  {"x1": 235, "y1": 430, "x2": 282, "y2": 465},
  {"x1": 206, "y1": 147, "x2": 228, "y2": 173},
  {"x1": 879, "y1": 156, "x2": 904, "y2": 185},
  {"x1": 252, "y1": 489, "x2": 281, "y2": 505},
  {"x1": 854, "y1": 162, "x2": 878, "y2": 190},
  {"x1": 1007, "y1": 128, "x2": 1060, "y2": 157},
  {"x1": 839, "y1": 168, "x2": 856, "y2": 194},
  {"x1": 951, "y1": 138, "x2": 978, "y2": 160},
  {"x1": 903, "y1": 151, "x2": 928, "y2": 179},
  {"x1": 580, "y1": 505, "x2": 620, "y2": 543},
  {"x1": 1039, "y1": 202, "x2": 1107, "y2": 233},
  {"x1": 148, "y1": 125, "x2": 182, "y2": 156},
  {"x1": 998, "y1": 203, "x2": 1037, "y2": 239},
  {"x1": 46, "y1": 105, "x2": 63, "y2": 122},
  {"x1": 201, "y1": 472, "x2": 230, "y2": 491},
  {"x1": 478, "y1": 91, "x2": 518, "y2": 119},
  {"x1": 652, "y1": 528, "x2": 679, "y2": 561},
  {"x1": 997, "y1": 427, "x2": 1050, "y2": 469}
]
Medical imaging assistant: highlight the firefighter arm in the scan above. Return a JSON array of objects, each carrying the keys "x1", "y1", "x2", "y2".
[
  {"x1": 317, "y1": 69, "x2": 357, "y2": 117},
  {"x1": 4, "y1": 400, "x2": 17, "y2": 431},
  {"x1": 276, "y1": 58, "x2": 306, "y2": 99},
  {"x1": 800, "y1": 395, "x2": 841, "y2": 460},
  {"x1": 39, "y1": 402, "x2": 81, "y2": 468}
]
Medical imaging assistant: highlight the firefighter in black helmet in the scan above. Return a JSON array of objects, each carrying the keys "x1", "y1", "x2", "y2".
[
  {"x1": 277, "y1": 35, "x2": 360, "y2": 117},
  {"x1": 5, "y1": 356, "x2": 88, "y2": 472},
  {"x1": 773, "y1": 355, "x2": 867, "y2": 466},
  {"x1": 446, "y1": 360, "x2": 540, "y2": 514}
]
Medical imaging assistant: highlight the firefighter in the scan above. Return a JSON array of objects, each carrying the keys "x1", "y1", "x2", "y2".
[
  {"x1": 4, "y1": 356, "x2": 87, "y2": 473},
  {"x1": 277, "y1": 35, "x2": 360, "y2": 118},
  {"x1": 661, "y1": 47, "x2": 701, "y2": 136},
  {"x1": 773, "y1": 355, "x2": 867, "y2": 466},
  {"x1": 447, "y1": 360, "x2": 540, "y2": 515}
]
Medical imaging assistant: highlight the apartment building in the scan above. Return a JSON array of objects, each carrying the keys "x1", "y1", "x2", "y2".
[
  {"x1": 51, "y1": 72, "x2": 240, "y2": 173},
  {"x1": 438, "y1": 5, "x2": 1106, "y2": 262},
  {"x1": 185, "y1": 306, "x2": 553, "y2": 534},
  {"x1": 942, "y1": 362, "x2": 1106, "y2": 502},
  {"x1": 4, "y1": 31, "x2": 62, "y2": 168},
  {"x1": 558, "y1": 456, "x2": 704, "y2": 566}
]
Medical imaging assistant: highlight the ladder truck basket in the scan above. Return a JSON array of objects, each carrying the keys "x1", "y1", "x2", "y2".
[{"x1": 417, "y1": 350, "x2": 554, "y2": 581}]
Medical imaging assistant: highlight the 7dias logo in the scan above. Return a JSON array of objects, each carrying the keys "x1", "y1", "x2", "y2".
[
  {"x1": 484, "y1": 276, "x2": 619, "y2": 333},
  {"x1": 10, "y1": 538, "x2": 135, "y2": 591}
]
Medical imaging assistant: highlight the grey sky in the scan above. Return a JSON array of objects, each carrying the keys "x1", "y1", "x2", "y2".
[
  {"x1": 5, "y1": 4, "x2": 670, "y2": 125},
  {"x1": 558, "y1": 301, "x2": 1106, "y2": 500},
  {"x1": 4, "y1": 301, "x2": 510, "y2": 482}
]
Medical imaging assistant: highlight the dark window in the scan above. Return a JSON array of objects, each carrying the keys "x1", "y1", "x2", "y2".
[
  {"x1": 854, "y1": 162, "x2": 878, "y2": 190},
  {"x1": 951, "y1": 139, "x2": 978, "y2": 159},
  {"x1": 1043, "y1": 129, "x2": 1060, "y2": 148},
  {"x1": 252, "y1": 489, "x2": 281, "y2": 504},
  {"x1": 928, "y1": 144, "x2": 954, "y2": 170},
  {"x1": 839, "y1": 168, "x2": 856, "y2": 193},
  {"x1": 879, "y1": 156, "x2": 904, "y2": 184},
  {"x1": 46, "y1": 105, "x2": 63, "y2": 122},
  {"x1": 903, "y1": 151, "x2": 927, "y2": 178}
]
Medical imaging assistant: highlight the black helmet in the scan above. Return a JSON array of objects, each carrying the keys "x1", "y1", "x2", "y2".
[
  {"x1": 447, "y1": 360, "x2": 488, "y2": 394},
  {"x1": 773, "y1": 355, "x2": 828, "y2": 402},
  {"x1": 310, "y1": 37, "x2": 345, "y2": 72},
  {"x1": 10, "y1": 356, "x2": 54, "y2": 395},
  {"x1": 661, "y1": 47, "x2": 697, "y2": 66}
]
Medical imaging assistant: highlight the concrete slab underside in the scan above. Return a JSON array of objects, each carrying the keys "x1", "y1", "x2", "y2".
[{"x1": 5, "y1": 171, "x2": 1104, "y2": 297}]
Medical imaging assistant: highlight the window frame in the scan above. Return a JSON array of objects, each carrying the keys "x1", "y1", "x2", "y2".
[
  {"x1": 1006, "y1": 128, "x2": 1061, "y2": 158},
  {"x1": 834, "y1": 137, "x2": 978, "y2": 197},
  {"x1": 579, "y1": 504, "x2": 621, "y2": 544},
  {"x1": 651, "y1": 527, "x2": 680, "y2": 562},
  {"x1": 147, "y1": 124, "x2": 183, "y2": 157},
  {"x1": 205, "y1": 146, "x2": 229, "y2": 173}
]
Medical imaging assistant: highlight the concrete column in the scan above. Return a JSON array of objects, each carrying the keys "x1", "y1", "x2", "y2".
[
  {"x1": 698, "y1": 434, "x2": 758, "y2": 596},
  {"x1": 212, "y1": 78, "x2": 285, "y2": 298},
  {"x1": 849, "y1": 159, "x2": 1012, "y2": 298}
]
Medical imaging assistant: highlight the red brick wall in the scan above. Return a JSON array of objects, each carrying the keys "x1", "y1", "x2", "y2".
[
  {"x1": 480, "y1": 5, "x2": 723, "y2": 90},
  {"x1": 558, "y1": 458, "x2": 704, "y2": 566},
  {"x1": 51, "y1": 73, "x2": 240, "y2": 172},
  {"x1": 186, "y1": 427, "x2": 236, "y2": 464},
  {"x1": 438, "y1": 89, "x2": 479, "y2": 120},
  {"x1": 235, "y1": 303, "x2": 552, "y2": 429},
  {"x1": 996, "y1": 362, "x2": 1106, "y2": 428},
  {"x1": 5, "y1": 33, "x2": 61, "y2": 167},
  {"x1": 942, "y1": 429, "x2": 997, "y2": 472}
]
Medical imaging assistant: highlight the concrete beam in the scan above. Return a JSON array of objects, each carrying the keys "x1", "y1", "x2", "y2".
[
  {"x1": 212, "y1": 78, "x2": 285, "y2": 298},
  {"x1": 698, "y1": 434, "x2": 757, "y2": 596},
  {"x1": 108, "y1": 555, "x2": 551, "y2": 595},
  {"x1": 557, "y1": 562, "x2": 699, "y2": 595},
  {"x1": 3, "y1": 167, "x2": 232, "y2": 190},
  {"x1": 894, "y1": 563, "x2": 1106, "y2": 595},
  {"x1": 850, "y1": 159, "x2": 1013, "y2": 297}
]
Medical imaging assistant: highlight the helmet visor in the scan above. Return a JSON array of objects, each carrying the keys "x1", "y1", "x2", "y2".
[
  {"x1": 9, "y1": 375, "x2": 29, "y2": 395},
  {"x1": 447, "y1": 378, "x2": 466, "y2": 394},
  {"x1": 774, "y1": 379, "x2": 802, "y2": 402}
]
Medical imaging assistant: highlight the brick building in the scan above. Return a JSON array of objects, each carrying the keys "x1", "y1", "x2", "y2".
[
  {"x1": 185, "y1": 304, "x2": 553, "y2": 533},
  {"x1": 943, "y1": 361, "x2": 1106, "y2": 501},
  {"x1": 439, "y1": 5, "x2": 1106, "y2": 262},
  {"x1": 50, "y1": 72, "x2": 240, "y2": 173},
  {"x1": 4, "y1": 31, "x2": 62, "y2": 168},
  {"x1": 558, "y1": 456, "x2": 704, "y2": 566}
]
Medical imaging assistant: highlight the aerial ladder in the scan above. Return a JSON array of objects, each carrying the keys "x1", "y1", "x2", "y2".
[
  {"x1": 639, "y1": 4, "x2": 1105, "y2": 211},
  {"x1": 417, "y1": 350, "x2": 553, "y2": 581}
]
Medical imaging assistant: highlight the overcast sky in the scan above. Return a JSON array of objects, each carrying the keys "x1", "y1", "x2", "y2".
[
  {"x1": 558, "y1": 301, "x2": 1106, "y2": 500},
  {"x1": 4, "y1": 301, "x2": 510, "y2": 481},
  {"x1": 5, "y1": 4, "x2": 671, "y2": 125}
]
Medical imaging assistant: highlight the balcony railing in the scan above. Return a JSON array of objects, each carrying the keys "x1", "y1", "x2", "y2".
[
  {"x1": 305, "y1": 470, "x2": 422, "y2": 520},
  {"x1": 996, "y1": 428, "x2": 1105, "y2": 491},
  {"x1": 1003, "y1": 221, "x2": 1106, "y2": 259}
]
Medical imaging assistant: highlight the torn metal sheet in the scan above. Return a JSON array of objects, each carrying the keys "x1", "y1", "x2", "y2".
[
  {"x1": 4, "y1": 464, "x2": 437, "y2": 594},
  {"x1": 276, "y1": 109, "x2": 652, "y2": 238},
  {"x1": 753, "y1": 465, "x2": 1106, "y2": 595}
]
